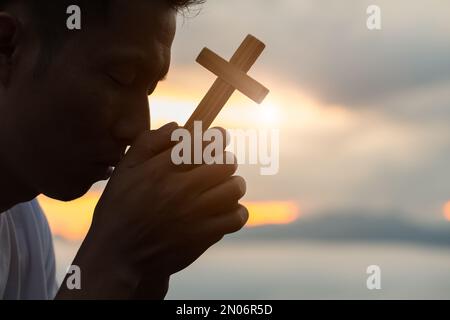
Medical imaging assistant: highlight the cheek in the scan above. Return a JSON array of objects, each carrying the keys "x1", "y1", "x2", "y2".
[
  {"x1": 46, "y1": 78, "x2": 119, "y2": 142},
  {"x1": 71, "y1": 88, "x2": 115, "y2": 134}
]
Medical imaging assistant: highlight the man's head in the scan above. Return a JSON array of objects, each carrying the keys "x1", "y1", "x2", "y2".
[{"x1": 0, "y1": 0, "x2": 202, "y2": 201}]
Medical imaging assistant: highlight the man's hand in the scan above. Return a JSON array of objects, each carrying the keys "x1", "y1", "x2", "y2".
[{"x1": 56, "y1": 122, "x2": 248, "y2": 299}]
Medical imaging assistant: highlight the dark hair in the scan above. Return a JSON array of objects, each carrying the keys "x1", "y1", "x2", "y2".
[
  {"x1": 1, "y1": 0, "x2": 204, "y2": 39},
  {"x1": 0, "y1": 0, "x2": 204, "y2": 73}
]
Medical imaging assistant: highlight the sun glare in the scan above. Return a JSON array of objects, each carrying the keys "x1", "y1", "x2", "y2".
[{"x1": 259, "y1": 100, "x2": 281, "y2": 125}]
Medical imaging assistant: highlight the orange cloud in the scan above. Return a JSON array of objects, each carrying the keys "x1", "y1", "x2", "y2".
[
  {"x1": 444, "y1": 201, "x2": 450, "y2": 221},
  {"x1": 38, "y1": 193, "x2": 100, "y2": 241},
  {"x1": 243, "y1": 201, "x2": 300, "y2": 227}
]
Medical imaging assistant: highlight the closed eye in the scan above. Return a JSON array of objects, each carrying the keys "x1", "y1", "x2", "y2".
[{"x1": 107, "y1": 65, "x2": 137, "y2": 86}]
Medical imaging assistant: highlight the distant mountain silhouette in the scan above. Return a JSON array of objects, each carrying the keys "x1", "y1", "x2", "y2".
[{"x1": 230, "y1": 209, "x2": 450, "y2": 248}]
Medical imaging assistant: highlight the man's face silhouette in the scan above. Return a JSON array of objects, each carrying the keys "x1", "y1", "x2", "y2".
[{"x1": 0, "y1": 1, "x2": 176, "y2": 200}]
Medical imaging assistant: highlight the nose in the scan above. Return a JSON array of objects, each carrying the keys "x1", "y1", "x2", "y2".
[{"x1": 111, "y1": 95, "x2": 150, "y2": 146}]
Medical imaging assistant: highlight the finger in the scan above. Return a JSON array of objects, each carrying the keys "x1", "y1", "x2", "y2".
[
  {"x1": 140, "y1": 130, "x2": 234, "y2": 175},
  {"x1": 189, "y1": 126, "x2": 229, "y2": 154},
  {"x1": 199, "y1": 204, "x2": 249, "y2": 237},
  {"x1": 178, "y1": 151, "x2": 238, "y2": 194},
  {"x1": 120, "y1": 122, "x2": 179, "y2": 169},
  {"x1": 171, "y1": 126, "x2": 230, "y2": 171},
  {"x1": 188, "y1": 176, "x2": 246, "y2": 216},
  {"x1": 205, "y1": 126, "x2": 230, "y2": 152},
  {"x1": 200, "y1": 127, "x2": 230, "y2": 164}
]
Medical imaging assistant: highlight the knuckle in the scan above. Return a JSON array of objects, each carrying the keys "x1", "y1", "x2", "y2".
[
  {"x1": 134, "y1": 131, "x2": 158, "y2": 155},
  {"x1": 162, "y1": 175, "x2": 185, "y2": 203},
  {"x1": 238, "y1": 205, "x2": 249, "y2": 226},
  {"x1": 134, "y1": 130, "x2": 152, "y2": 146},
  {"x1": 223, "y1": 151, "x2": 238, "y2": 172},
  {"x1": 231, "y1": 176, "x2": 247, "y2": 199},
  {"x1": 226, "y1": 205, "x2": 249, "y2": 234},
  {"x1": 143, "y1": 161, "x2": 163, "y2": 181},
  {"x1": 210, "y1": 126, "x2": 227, "y2": 139}
]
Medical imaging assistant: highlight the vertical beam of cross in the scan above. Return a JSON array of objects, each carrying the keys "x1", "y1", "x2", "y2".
[{"x1": 184, "y1": 34, "x2": 269, "y2": 131}]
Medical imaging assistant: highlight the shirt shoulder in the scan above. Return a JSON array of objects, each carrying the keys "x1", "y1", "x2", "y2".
[{"x1": 0, "y1": 199, "x2": 57, "y2": 300}]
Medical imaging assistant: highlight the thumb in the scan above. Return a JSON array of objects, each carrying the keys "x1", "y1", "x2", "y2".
[{"x1": 119, "y1": 122, "x2": 179, "y2": 169}]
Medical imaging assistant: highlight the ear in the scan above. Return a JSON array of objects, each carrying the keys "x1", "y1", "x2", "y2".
[{"x1": 0, "y1": 12, "x2": 19, "y2": 87}]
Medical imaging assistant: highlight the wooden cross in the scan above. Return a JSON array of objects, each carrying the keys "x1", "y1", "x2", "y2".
[{"x1": 184, "y1": 34, "x2": 269, "y2": 131}]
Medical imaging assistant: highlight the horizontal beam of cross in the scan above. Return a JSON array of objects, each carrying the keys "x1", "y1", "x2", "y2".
[
  {"x1": 185, "y1": 34, "x2": 269, "y2": 131},
  {"x1": 196, "y1": 48, "x2": 269, "y2": 104}
]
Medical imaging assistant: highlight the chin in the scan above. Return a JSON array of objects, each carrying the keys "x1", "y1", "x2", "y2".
[
  {"x1": 42, "y1": 177, "x2": 95, "y2": 202},
  {"x1": 39, "y1": 164, "x2": 108, "y2": 201}
]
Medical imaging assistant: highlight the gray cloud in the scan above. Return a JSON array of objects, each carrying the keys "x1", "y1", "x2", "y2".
[
  {"x1": 174, "y1": 0, "x2": 450, "y2": 111},
  {"x1": 168, "y1": 0, "x2": 450, "y2": 221}
]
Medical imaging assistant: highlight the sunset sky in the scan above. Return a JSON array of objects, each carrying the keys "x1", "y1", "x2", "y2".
[{"x1": 40, "y1": 0, "x2": 450, "y2": 241}]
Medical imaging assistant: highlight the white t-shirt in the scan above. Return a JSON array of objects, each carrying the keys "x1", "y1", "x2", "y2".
[{"x1": 0, "y1": 199, "x2": 57, "y2": 299}]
